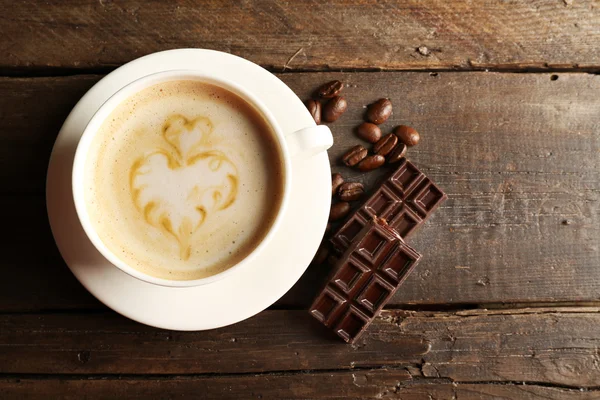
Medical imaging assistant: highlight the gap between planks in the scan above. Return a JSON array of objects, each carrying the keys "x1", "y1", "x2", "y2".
[
  {"x1": 0, "y1": 372, "x2": 599, "y2": 393},
  {"x1": 2, "y1": 302, "x2": 600, "y2": 315},
  {"x1": 1, "y1": 65, "x2": 600, "y2": 78}
]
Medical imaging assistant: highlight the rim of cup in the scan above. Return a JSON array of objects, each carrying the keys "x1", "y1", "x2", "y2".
[{"x1": 72, "y1": 69, "x2": 292, "y2": 288}]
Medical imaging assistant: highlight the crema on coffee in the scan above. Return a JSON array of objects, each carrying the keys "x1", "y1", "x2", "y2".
[{"x1": 84, "y1": 80, "x2": 284, "y2": 280}]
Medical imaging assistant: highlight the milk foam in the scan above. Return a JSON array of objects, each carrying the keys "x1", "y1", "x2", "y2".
[{"x1": 85, "y1": 80, "x2": 284, "y2": 280}]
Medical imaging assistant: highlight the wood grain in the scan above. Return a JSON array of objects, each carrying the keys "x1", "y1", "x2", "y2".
[
  {"x1": 3, "y1": 71, "x2": 598, "y2": 310},
  {"x1": 0, "y1": 196, "x2": 99, "y2": 312},
  {"x1": 398, "y1": 307, "x2": 600, "y2": 388},
  {"x1": 1, "y1": 376, "x2": 597, "y2": 400},
  {"x1": 391, "y1": 383, "x2": 600, "y2": 400},
  {"x1": 0, "y1": 310, "x2": 428, "y2": 375},
  {"x1": 2, "y1": 308, "x2": 600, "y2": 388},
  {"x1": 2, "y1": 1, "x2": 600, "y2": 71},
  {"x1": 283, "y1": 71, "x2": 600, "y2": 307},
  {"x1": 0, "y1": 76, "x2": 99, "y2": 194}
]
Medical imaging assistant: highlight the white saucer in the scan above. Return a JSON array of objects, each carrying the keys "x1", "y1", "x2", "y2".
[{"x1": 46, "y1": 49, "x2": 331, "y2": 330}]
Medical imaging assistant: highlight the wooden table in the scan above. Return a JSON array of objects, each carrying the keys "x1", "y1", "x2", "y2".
[{"x1": 2, "y1": 1, "x2": 600, "y2": 398}]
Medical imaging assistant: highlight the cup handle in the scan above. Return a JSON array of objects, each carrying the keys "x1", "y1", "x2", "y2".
[{"x1": 285, "y1": 125, "x2": 333, "y2": 159}]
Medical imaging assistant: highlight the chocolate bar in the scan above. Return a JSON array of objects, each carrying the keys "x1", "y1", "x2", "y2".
[
  {"x1": 310, "y1": 218, "x2": 421, "y2": 343},
  {"x1": 331, "y1": 159, "x2": 446, "y2": 254}
]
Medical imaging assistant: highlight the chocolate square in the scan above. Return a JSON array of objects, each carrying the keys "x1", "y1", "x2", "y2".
[
  {"x1": 355, "y1": 224, "x2": 397, "y2": 265},
  {"x1": 407, "y1": 178, "x2": 446, "y2": 218},
  {"x1": 330, "y1": 213, "x2": 368, "y2": 253},
  {"x1": 387, "y1": 206, "x2": 422, "y2": 238},
  {"x1": 310, "y1": 286, "x2": 347, "y2": 326},
  {"x1": 332, "y1": 258, "x2": 371, "y2": 294},
  {"x1": 362, "y1": 186, "x2": 402, "y2": 220},
  {"x1": 334, "y1": 306, "x2": 370, "y2": 343},
  {"x1": 378, "y1": 242, "x2": 422, "y2": 284},
  {"x1": 388, "y1": 159, "x2": 424, "y2": 197},
  {"x1": 356, "y1": 276, "x2": 396, "y2": 315}
]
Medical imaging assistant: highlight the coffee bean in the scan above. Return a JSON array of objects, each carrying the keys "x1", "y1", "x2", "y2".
[
  {"x1": 329, "y1": 202, "x2": 351, "y2": 221},
  {"x1": 312, "y1": 244, "x2": 329, "y2": 265},
  {"x1": 356, "y1": 122, "x2": 382, "y2": 143},
  {"x1": 394, "y1": 125, "x2": 420, "y2": 146},
  {"x1": 373, "y1": 133, "x2": 398, "y2": 156},
  {"x1": 357, "y1": 155, "x2": 385, "y2": 171},
  {"x1": 338, "y1": 182, "x2": 365, "y2": 201},
  {"x1": 341, "y1": 145, "x2": 368, "y2": 167},
  {"x1": 366, "y1": 98, "x2": 392, "y2": 125},
  {"x1": 387, "y1": 142, "x2": 407, "y2": 164},
  {"x1": 331, "y1": 173, "x2": 344, "y2": 196},
  {"x1": 316, "y1": 80, "x2": 344, "y2": 99},
  {"x1": 322, "y1": 96, "x2": 347, "y2": 122},
  {"x1": 304, "y1": 99, "x2": 321, "y2": 124}
]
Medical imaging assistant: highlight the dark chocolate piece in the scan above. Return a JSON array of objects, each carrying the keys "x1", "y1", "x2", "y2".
[
  {"x1": 330, "y1": 159, "x2": 447, "y2": 254},
  {"x1": 310, "y1": 219, "x2": 421, "y2": 343}
]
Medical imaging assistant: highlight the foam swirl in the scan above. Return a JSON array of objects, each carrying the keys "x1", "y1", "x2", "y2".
[{"x1": 130, "y1": 115, "x2": 239, "y2": 259}]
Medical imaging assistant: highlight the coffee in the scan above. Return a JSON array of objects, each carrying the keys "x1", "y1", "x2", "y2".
[{"x1": 84, "y1": 80, "x2": 285, "y2": 280}]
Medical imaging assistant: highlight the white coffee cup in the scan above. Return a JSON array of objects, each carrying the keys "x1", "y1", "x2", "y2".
[{"x1": 72, "y1": 70, "x2": 333, "y2": 288}]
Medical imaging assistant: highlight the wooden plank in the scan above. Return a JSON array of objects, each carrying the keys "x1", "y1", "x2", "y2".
[
  {"x1": 0, "y1": 196, "x2": 100, "y2": 311},
  {"x1": 1, "y1": 308, "x2": 600, "y2": 389},
  {"x1": 1, "y1": 375, "x2": 597, "y2": 400},
  {"x1": 392, "y1": 383, "x2": 600, "y2": 400},
  {"x1": 399, "y1": 307, "x2": 600, "y2": 388},
  {"x1": 0, "y1": 75, "x2": 100, "y2": 194},
  {"x1": 283, "y1": 71, "x2": 600, "y2": 306},
  {"x1": 0, "y1": 310, "x2": 429, "y2": 375},
  {"x1": 2, "y1": 1, "x2": 600, "y2": 71},
  {"x1": 1, "y1": 71, "x2": 600, "y2": 309}
]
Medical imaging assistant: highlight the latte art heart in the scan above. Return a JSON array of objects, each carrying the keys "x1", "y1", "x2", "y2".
[{"x1": 130, "y1": 115, "x2": 239, "y2": 259}]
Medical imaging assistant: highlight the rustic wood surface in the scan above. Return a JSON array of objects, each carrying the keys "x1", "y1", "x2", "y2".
[
  {"x1": 2, "y1": 308, "x2": 600, "y2": 389},
  {"x1": 2, "y1": 1, "x2": 600, "y2": 398},
  {"x1": 2, "y1": 72, "x2": 599, "y2": 312},
  {"x1": 2, "y1": 376, "x2": 599, "y2": 400},
  {"x1": 2, "y1": 0, "x2": 600, "y2": 72}
]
